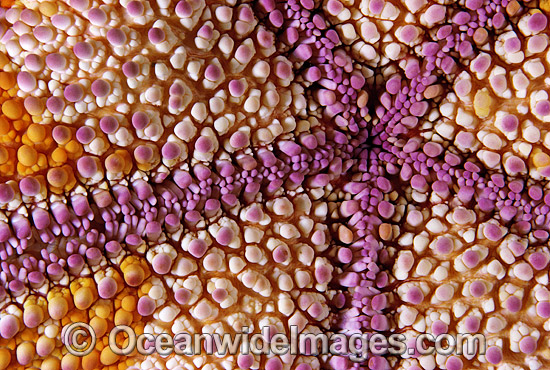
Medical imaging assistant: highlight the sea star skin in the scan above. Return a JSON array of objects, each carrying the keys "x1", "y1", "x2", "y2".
[
  {"x1": 325, "y1": 0, "x2": 550, "y2": 369},
  {"x1": 0, "y1": 1, "x2": 354, "y2": 370},
  {"x1": 2, "y1": 0, "x2": 550, "y2": 370}
]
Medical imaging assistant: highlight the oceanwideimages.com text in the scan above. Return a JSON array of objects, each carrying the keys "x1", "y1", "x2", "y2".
[{"x1": 63, "y1": 322, "x2": 487, "y2": 361}]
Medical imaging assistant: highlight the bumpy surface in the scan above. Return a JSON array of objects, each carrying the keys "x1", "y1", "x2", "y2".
[{"x1": 1, "y1": 0, "x2": 550, "y2": 369}]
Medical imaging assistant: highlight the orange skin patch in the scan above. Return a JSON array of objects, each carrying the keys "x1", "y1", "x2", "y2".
[{"x1": 0, "y1": 56, "x2": 83, "y2": 191}]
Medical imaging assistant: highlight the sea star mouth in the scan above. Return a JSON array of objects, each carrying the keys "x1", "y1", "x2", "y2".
[{"x1": 0, "y1": 0, "x2": 550, "y2": 369}]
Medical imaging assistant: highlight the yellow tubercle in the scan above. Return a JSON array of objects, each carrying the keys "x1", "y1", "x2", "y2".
[
  {"x1": 70, "y1": 278, "x2": 98, "y2": 310},
  {"x1": 0, "y1": 348, "x2": 10, "y2": 370},
  {"x1": 65, "y1": 140, "x2": 82, "y2": 154},
  {"x1": 121, "y1": 296, "x2": 136, "y2": 312},
  {"x1": 38, "y1": 2, "x2": 58, "y2": 17},
  {"x1": 473, "y1": 88, "x2": 493, "y2": 119},
  {"x1": 81, "y1": 350, "x2": 100, "y2": 370},
  {"x1": 46, "y1": 165, "x2": 77, "y2": 193},
  {"x1": 100, "y1": 346, "x2": 121, "y2": 366},
  {"x1": 1, "y1": 99, "x2": 23, "y2": 120},
  {"x1": 93, "y1": 301, "x2": 113, "y2": 320},
  {"x1": 90, "y1": 316, "x2": 108, "y2": 338},
  {"x1": 12, "y1": 118, "x2": 28, "y2": 131},
  {"x1": 114, "y1": 309, "x2": 133, "y2": 326},
  {"x1": 533, "y1": 151, "x2": 550, "y2": 168},
  {"x1": 140, "y1": 281, "x2": 153, "y2": 295},
  {"x1": 41, "y1": 356, "x2": 61, "y2": 370},
  {"x1": 0, "y1": 72, "x2": 15, "y2": 90},
  {"x1": 67, "y1": 310, "x2": 88, "y2": 326},
  {"x1": 19, "y1": 329, "x2": 36, "y2": 342},
  {"x1": 0, "y1": 147, "x2": 9, "y2": 164},
  {"x1": 120, "y1": 256, "x2": 150, "y2": 287},
  {"x1": 17, "y1": 145, "x2": 38, "y2": 167},
  {"x1": 24, "y1": 97, "x2": 45, "y2": 116},
  {"x1": 47, "y1": 294, "x2": 70, "y2": 320},
  {"x1": 26, "y1": 124, "x2": 47, "y2": 143},
  {"x1": 0, "y1": 53, "x2": 9, "y2": 69},
  {"x1": 0, "y1": 117, "x2": 9, "y2": 135},
  {"x1": 50, "y1": 148, "x2": 68, "y2": 165},
  {"x1": 61, "y1": 353, "x2": 81, "y2": 370}
]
